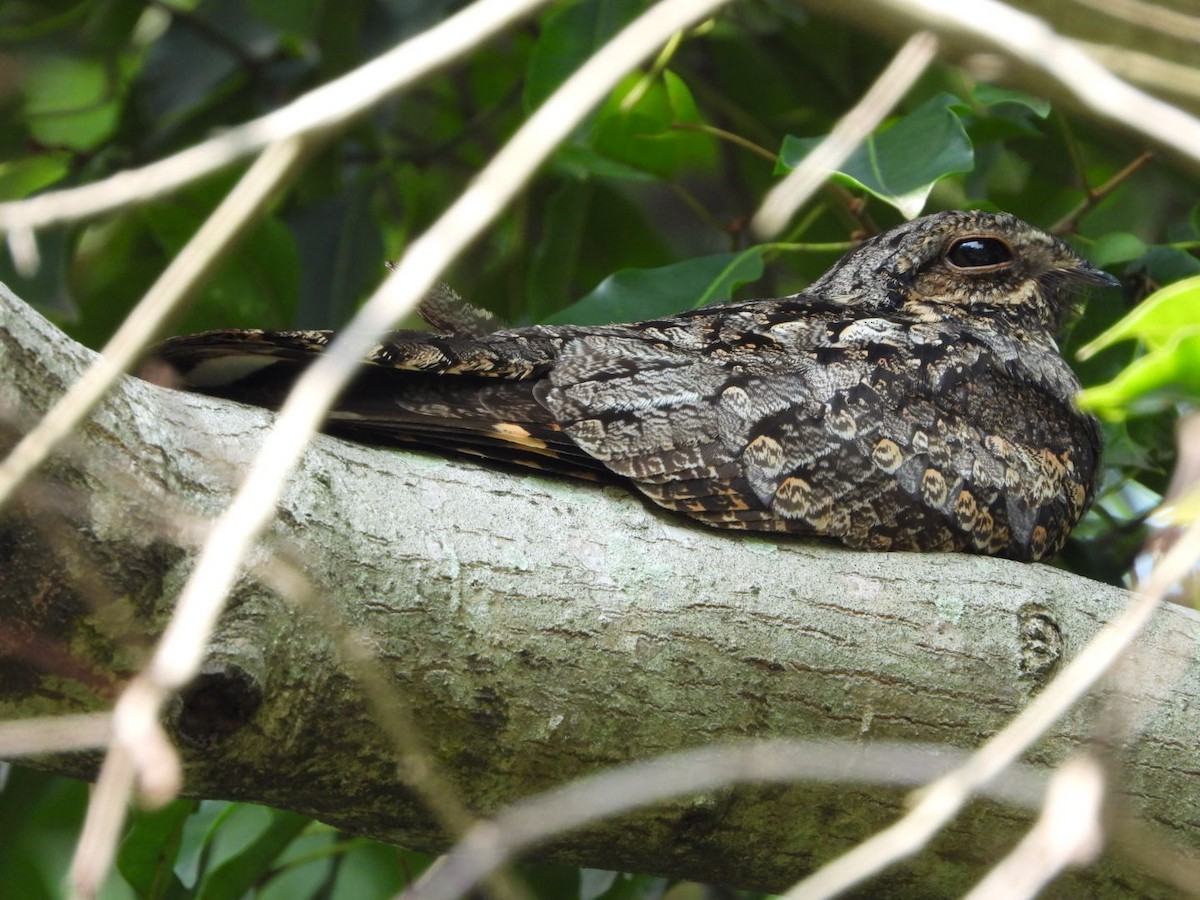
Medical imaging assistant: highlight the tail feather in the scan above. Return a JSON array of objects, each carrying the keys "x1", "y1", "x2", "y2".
[{"x1": 148, "y1": 327, "x2": 606, "y2": 479}]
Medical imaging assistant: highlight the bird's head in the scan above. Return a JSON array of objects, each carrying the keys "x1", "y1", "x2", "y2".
[{"x1": 812, "y1": 210, "x2": 1118, "y2": 335}]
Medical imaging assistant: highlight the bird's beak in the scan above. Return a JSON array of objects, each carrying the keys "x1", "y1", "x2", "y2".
[{"x1": 1068, "y1": 262, "x2": 1120, "y2": 288}]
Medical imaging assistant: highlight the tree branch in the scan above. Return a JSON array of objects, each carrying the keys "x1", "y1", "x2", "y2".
[{"x1": 3, "y1": 283, "x2": 1199, "y2": 896}]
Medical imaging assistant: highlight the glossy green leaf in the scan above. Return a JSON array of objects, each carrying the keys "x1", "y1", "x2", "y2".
[
  {"x1": 1077, "y1": 331, "x2": 1200, "y2": 418},
  {"x1": 117, "y1": 800, "x2": 198, "y2": 900},
  {"x1": 1079, "y1": 274, "x2": 1200, "y2": 357},
  {"x1": 0, "y1": 155, "x2": 70, "y2": 200},
  {"x1": 972, "y1": 84, "x2": 1051, "y2": 117},
  {"x1": 779, "y1": 93, "x2": 973, "y2": 218},
  {"x1": 22, "y1": 55, "x2": 121, "y2": 150},
  {"x1": 542, "y1": 248, "x2": 767, "y2": 325},
  {"x1": 196, "y1": 807, "x2": 311, "y2": 900},
  {"x1": 588, "y1": 71, "x2": 715, "y2": 178}
]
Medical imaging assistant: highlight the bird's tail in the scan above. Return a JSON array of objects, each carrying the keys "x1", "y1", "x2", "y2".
[{"x1": 147, "y1": 289, "x2": 605, "y2": 477}]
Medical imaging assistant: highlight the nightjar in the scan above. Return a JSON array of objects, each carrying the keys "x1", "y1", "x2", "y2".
[{"x1": 154, "y1": 210, "x2": 1117, "y2": 562}]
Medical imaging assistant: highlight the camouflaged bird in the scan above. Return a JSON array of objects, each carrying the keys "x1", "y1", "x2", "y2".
[{"x1": 154, "y1": 210, "x2": 1117, "y2": 562}]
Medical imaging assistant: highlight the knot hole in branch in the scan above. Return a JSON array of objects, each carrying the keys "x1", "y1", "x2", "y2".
[
  {"x1": 170, "y1": 660, "x2": 264, "y2": 748},
  {"x1": 1017, "y1": 603, "x2": 1064, "y2": 690}
]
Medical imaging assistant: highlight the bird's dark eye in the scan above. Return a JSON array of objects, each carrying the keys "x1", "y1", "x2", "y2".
[{"x1": 945, "y1": 236, "x2": 1013, "y2": 270}]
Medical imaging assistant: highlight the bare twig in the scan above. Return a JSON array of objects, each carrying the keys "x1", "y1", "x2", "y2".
[
  {"x1": 1068, "y1": 0, "x2": 1200, "y2": 43},
  {"x1": 0, "y1": 0, "x2": 551, "y2": 236},
  {"x1": 670, "y1": 121, "x2": 778, "y2": 164},
  {"x1": 798, "y1": 0, "x2": 1200, "y2": 170},
  {"x1": 0, "y1": 137, "x2": 309, "y2": 516},
  {"x1": 778, "y1": 513, "x2": 1200, "y2": 899},
  {"x1": 751, "y1": 30, "x2": 939, "y2": 237},
  {"x1": 65, "y1": 1, "x2": 736, "y2": 896},
  {"x1": 0, "y1": 713, "x2": 111, "y2": 756},
  {"x1": 70, "y1": 676, "x2": 176, "y2": 897},
  {"x1": 1051, "y1": 151, "x2": 1155, "y2": 234},
  {"x1": 963, "y1": 755, "x2": 1106, "y2": 900},
  {"x1": 403, "y1": 740, "x2": 1047, "y2": 900}
]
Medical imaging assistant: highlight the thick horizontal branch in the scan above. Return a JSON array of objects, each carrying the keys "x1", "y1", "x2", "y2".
[{"x1": 2, "y1": 283, "x2": 1199, "y2": 896}]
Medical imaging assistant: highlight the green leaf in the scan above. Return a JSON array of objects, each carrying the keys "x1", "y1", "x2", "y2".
[
  {"x1": 0, "y1": 769, "x2": 90, "y2": 900},
  {"x1": 526, "y1": 178, "x2": 593, "y2": 321},
  {"x1": 971, "y1": 84, "x2": 1051, "y2": 117},
  {"x1": 1138, "y1": 245, "x2": 1200, "y2": 285},
  {"x1": 195, "y1": 807, "x2": 311, "y2": 900},
  {"x1": 117, "y1": 800, "x2": 198, "y2": 900},
  {"x1": 551, "y1": 143, "x2": 659, "y2": 181},
  {"x1": 1079, "y1": 274, "x2": 1200, "y2": 357},
  {"x1": 324, "y1": 840, "x2": 423, "y2": 898},
  {"x1": 290, "y1": 183, "x2": 382, "y2": 328},
  {"x1": 588, "y1": 71, "x2": 715, "y2": 178},
  {"x1": 1077, "y1": 331, "x2": 1200, "y2": 418},
  {"x1": 582, "y1": 869, "x2": 670, "y2": 899},
  {"x1": 22, "y1": 55, "x2": 121, "y2": 150},
  {"x1": 542, "y1": 248, "x2": 766, "y2": 326},
  {"x1": 0, "y1": 227, "x2": 76, "y2": 320},
  {"x1": 1086, "y1": 231, "x2": 1148, "y2": 267},
  {"x1": 249, "y1": 0, "x2": 325, "y2": 36},
  {"x1": 137, "y1": 2, "x2": 271, "y2": 125},
  {"x1": 779, "y1": 93, "x2": 973, "y2": 218},
  {"x1": 0, "y1": 155, "x2": 71, "y2": 200}
]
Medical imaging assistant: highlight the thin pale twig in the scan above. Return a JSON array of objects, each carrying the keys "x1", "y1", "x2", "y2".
[
  {"x1": 0, "y1": 713, "x2": 111, "y2": 756},
  {"x1": 751, "y1": 31, "x2": 939, "y2": 237},
  {"x1": 0, "y1": 137, "x2": 309, "y2": 513},
  {"x1": 777, "y1": 512, "x2": 1200, "y2": 899},
  {"x1": 401, "y1": 739, "x2": 1047, "y2": 900},
  {"x1": 0, "y1": 0, "x2": 552, "y2": 235},
  {"x1": 799, "y1": 0, "x2": 1200, "y2": 169},
  {"x1": 963, "y1": 755, "x2": 1106, "y2": 900},
  {"x1": 68, "y1": 0, "x2": 736, "y2": 895}
]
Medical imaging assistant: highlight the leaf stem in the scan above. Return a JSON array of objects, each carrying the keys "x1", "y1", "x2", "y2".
[
  {"x1": 1051, "y1": 150, "x2": 1155, "y2": 234},
  {"x1": 670, "y1": 120, "x2": 777, "y2": 163}
]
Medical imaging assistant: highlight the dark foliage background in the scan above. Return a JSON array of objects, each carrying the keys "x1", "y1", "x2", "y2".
[{"x1": 1, "y1": 0, "x2": 1197, "y2": 896}]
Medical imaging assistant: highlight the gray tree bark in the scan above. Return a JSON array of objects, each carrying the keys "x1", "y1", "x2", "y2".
[{"x1": 2, "y1": 281, "x2": 1199, "y2": 897}]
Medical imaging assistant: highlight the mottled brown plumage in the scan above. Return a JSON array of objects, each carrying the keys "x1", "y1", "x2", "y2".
[{"x1": 154, "y1": 210, "x2": 1117, "y2": 561}]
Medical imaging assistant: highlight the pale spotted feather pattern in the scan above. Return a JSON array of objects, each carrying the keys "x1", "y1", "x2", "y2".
[{"x1": 152, "y1": 210, "x2": 1116, "y2": 562}]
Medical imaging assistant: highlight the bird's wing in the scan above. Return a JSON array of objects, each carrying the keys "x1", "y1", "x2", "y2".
[
  {"x1": 150, "y1": 328, "x2": 606, "y2": 477},
  {"x1": 537, "y1": 313, "x2": 1096, "y2": 559}
]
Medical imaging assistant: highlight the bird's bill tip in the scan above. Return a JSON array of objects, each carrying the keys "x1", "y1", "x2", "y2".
[{"x1": 1070, "y1": 263, "x2": 1120, "y2": 288}]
